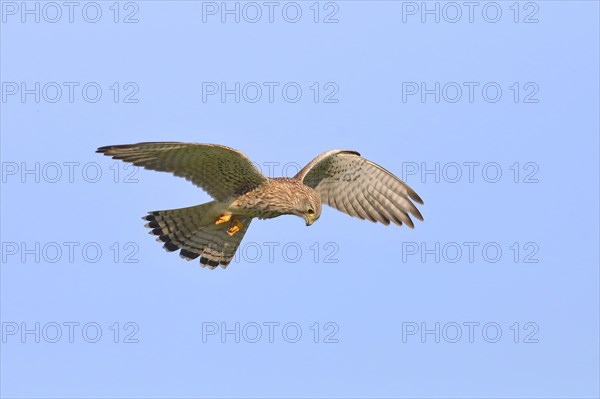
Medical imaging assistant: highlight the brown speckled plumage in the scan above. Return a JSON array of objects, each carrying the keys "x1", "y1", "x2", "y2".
[{"x1": 232, "y1": 178, "x2": 322, "y2": 220}]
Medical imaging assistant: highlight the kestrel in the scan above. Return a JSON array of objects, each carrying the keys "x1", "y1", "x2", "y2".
[{"x1": 97, "y1": 142, "x2": 424, "y2": 269}]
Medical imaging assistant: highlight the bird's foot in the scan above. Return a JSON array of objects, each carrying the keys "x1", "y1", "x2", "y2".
[
  {"x1": 215, "y1": 213, "x2": 232, "y2": 225},
  {"x1": 227, "y1": 219, "x2": 243, "y2": 236}
]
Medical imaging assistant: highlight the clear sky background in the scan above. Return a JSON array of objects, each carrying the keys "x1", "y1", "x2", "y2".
[{"x1": 1, "y1": 1, "x2": 599, "y2": 398}]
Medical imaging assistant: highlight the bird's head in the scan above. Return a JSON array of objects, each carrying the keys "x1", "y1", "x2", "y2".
[{"x1": 293, "y1": 186, "x2": 322, "y2": 226}]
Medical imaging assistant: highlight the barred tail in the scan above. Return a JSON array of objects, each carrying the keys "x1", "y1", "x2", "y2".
[{"x1": 143, "y1": 201, "x2": 252, "y2": 269}]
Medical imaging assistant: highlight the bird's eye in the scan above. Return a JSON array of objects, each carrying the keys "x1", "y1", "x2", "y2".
[{"x1": 307, "y1": 208, "x2": 315, "y2": 215}]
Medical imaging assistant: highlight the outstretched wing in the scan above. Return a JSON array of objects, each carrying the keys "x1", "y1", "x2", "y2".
[
  {"x1": 97, "y1": 142, "x2": 267, "y2": 201},
  {"x1": 295, "y1": 150, "x2": 424, "y2": 227}
]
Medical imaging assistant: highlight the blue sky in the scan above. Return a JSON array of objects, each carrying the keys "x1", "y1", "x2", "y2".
[{"x1": 1, "y1": 1, "x2": 599, "y2": 398}]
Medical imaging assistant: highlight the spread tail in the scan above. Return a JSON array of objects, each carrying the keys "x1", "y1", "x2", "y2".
[{"x1": 143, "y1": 201, "x2": 252, "y2": 269}]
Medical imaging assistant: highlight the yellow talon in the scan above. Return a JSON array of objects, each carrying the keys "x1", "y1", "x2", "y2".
[
  {"x1": 227, "y1": 219, "x2": 243, "y2": 236},
  {"x1": 215, "y1": 213, "x2": 232, "y2": 225}
]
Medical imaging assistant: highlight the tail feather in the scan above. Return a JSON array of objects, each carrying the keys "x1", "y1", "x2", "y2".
[{"x1": 143, "y1": 201, "x2": 252, "y2": 269}]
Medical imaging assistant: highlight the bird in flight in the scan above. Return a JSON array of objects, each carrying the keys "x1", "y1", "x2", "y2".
[{"x1": 97, "y1": 142, "x2": 424, "y2": 269}]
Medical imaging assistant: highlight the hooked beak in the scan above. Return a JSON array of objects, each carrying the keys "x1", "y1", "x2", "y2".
[{"x1": 305, "y1": 216, "x2": 315, "y2": 226}]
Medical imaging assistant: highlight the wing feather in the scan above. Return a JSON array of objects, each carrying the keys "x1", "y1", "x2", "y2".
[
  {"x1": 338, "y1": 187, "x2": 361, "y2": 219},
  {"x1": 296, "y1": 150, "x2": 423, "y2": 227},
  {"x1": 346, "y1": 189, "x2": 372, "y2": 221},
  {"x1": 368, "y1": 190, "x2": 407, "y2": 227},
  {"x1": 97, "y1": 142, "x2": 267, "y2": 201},
  {"x1": 360, "y1": 191, "x2": 391, "y2": 225},
  {"x1": 343, "y1": 187, "x2": 376, "y2": 223}
]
